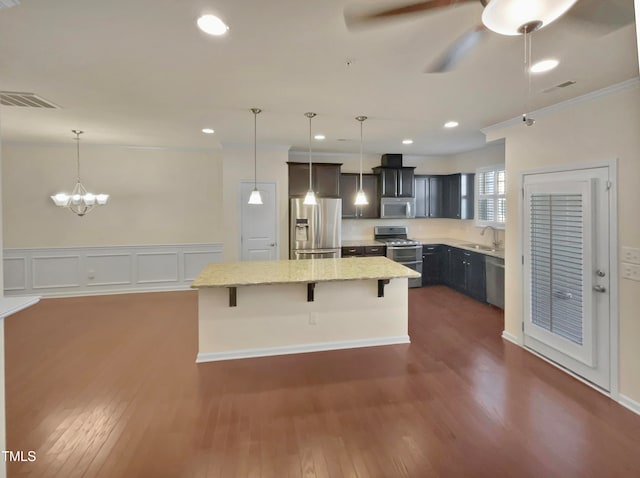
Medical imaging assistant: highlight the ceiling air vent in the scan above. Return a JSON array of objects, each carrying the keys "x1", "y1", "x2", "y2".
[
  {"x1": 0, "y1": 0, "x2": 20, "y2": 10},
  {"x1": 0, "y1": 91, "x2": 60, "y2": 108},
  {"x1": 542, "y1": 80, "x2": 577, "y2": 94}
]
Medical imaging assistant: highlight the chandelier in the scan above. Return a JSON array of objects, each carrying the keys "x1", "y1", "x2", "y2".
[{"x1": 50, "y1": 130, "x2": 109, "y2": 216}]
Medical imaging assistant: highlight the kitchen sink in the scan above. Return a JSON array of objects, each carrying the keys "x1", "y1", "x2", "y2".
[{"x1": 459, "y1": 243, "x2": 499, "y2": 252}]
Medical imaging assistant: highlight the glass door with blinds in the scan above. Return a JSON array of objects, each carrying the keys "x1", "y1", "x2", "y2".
[{"x1": 523, "y1": 167, "x2": 611, "y2": 391}]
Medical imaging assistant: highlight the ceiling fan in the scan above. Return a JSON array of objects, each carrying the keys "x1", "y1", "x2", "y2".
[{"x1": 344, "y1": 0, "x2": 634, "y2": 72}]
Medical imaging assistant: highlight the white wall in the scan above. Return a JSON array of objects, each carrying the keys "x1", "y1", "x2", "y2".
[
  {"x1": 486, "y1": 82, "x2": 640, "y2": 404},
  {"x1": 222, "y1": 146, "x2": 290, "y2": 262},
  {"x1": 2, "y1": 143, "x2": 223, "y2": 247}
]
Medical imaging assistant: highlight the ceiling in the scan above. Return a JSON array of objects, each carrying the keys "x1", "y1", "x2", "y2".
[{"x1": 0, "y1": 0, "x2": 637, "y2": 155}]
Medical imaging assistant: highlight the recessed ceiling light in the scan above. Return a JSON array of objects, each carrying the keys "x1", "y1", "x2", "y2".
[
  {"x1": 530, "y1": 59, "x2": 559, "y2": 74},
  {"x1": 201, "y1": 128, "x2": 215, "y2": 134},
  {"x1": 444, "y1": 121, "x2": 459, "y2": 128},
  {"x1": 402, "y1": 139, "x2": 413, "y2": 145},
  {"x1": 197, "y1": 15, "x2": 229, "y2": 36},
  {"x1": 314, "y1": 134, "x2": 326, "y2": 140}
]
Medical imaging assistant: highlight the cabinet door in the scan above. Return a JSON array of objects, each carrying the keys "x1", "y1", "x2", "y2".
[
  {"x1": 445, "y1": 174, "x2": 462, "y2": 218},
  {"x1": 313, "y1": 164, "x2": 341, "y2": 197},
  {"x1": 340, "y1": 174, "x2": 358, "y2": 218},
  {"x1": 449, "y1": 248, "x2": 467, "y2": 292},
  {"x1": 460, "y1": 173, "x2": 475, "y2": 220},
  {"x1": 398, "y1": 168, "x2": 415, "y2": 197},
  {"x1": 422, "y1": 245, "x2": 442, "y2": 286},
  {"x1": 466, "y1": 251, "x2": 486, "y2": 302},
  {"x1": 429, "y1": 176, "x2": 443, "y2": 218},
  {"x1": 359, "y1": 174, "x2": 379, "y2": 218},
  {"x1": 379, "y1": 169, "x2": 399, "y2": 197},
  {"x1": 442, "y1": 248, "x2": 452, "y2": 286},
  {"x1": 415, "y1": 176, "x2": 429, "y2": 218},
  {"x1": 288, "y1": 163, "x2": 311, "y2": 196}
]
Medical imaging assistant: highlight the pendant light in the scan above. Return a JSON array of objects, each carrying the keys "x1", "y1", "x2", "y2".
[
  {"x1": 354, "y1": 115, "x2": 368, "y2": 206},
  {"x1": 303, "y1": 112, "x2": 317, "y2": 206},
  {"x1": 50, "y1": 130, "x2": 109, "y2": 216},
  {"x1": 248, "y1": 108, "x2": 263, "y2": 205}
]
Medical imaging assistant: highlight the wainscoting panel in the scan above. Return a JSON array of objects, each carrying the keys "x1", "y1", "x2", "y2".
[
  {"x1": 32, "y1": 255, "x2": 81, "y2": 289},
  {"x1": 3, "y1": 243, "x2": 222, "y2": 297},
  {"x1": 86, "y1": 254, "x2": 132, "y2": 287},
  {"x1": 137, "y1": 252, "x2": 179, "y2": 284},
  {"x1": 4, "y1": 257, "x2": 27, "y2": 291}
]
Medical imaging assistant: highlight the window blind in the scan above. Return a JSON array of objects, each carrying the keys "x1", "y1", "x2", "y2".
[{"x1": 530, "y1": 193, "x2": 584, "y2": 345}]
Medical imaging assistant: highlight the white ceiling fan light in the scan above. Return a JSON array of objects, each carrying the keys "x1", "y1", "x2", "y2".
[
  {"x1": 481, "y1": 0, "x2": 580, "y2": 36},
  {"x1": 197, "y1": 14, "x2": 229, "y2": 36}
]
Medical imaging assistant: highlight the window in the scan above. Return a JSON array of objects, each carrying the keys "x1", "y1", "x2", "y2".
[{"x1": 476, "y1": 165, "x2": 506, "y2": 228}]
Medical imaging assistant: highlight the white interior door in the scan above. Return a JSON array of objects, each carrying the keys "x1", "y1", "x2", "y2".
[
  {"x1": 240, "y1": 181, "x2": 278, "y2": 261},
  {"x1": 523, "y1": 167, "x2": 611, "y2": 390}
]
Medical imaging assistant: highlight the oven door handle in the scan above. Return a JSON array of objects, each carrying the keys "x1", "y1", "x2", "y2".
[{"x1": 387, "y1": 245, "x2": 422, "y2": 251}]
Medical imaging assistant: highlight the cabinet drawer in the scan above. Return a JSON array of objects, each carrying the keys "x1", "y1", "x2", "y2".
[
  {"x1": 341, "y1": 246, "x2": 365, "y2": 257},
  {"x1": 364, "y1": 246, "x2": 385, "y2": 256}
]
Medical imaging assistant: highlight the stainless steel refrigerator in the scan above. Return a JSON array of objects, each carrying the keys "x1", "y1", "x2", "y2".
[{"x1": 290, "y1": 198, "x2": 342, "y2": 259}]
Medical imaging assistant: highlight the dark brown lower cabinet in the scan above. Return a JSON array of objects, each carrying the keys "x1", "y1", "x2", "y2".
[{"x1": 423, "y1": 244, "x2": 486, "y2": 303}]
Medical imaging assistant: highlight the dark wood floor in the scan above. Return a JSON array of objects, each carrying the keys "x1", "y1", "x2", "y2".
[{"x1": 5, "y1": 286, "x2": 640, "y2": 477}]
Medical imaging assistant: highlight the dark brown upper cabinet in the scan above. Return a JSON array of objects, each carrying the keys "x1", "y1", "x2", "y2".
[
  {"x1": 288, "y1": 162, "x2": 341, "y2": 197},
  {"x1": 372, "y1": 167, "x2": 415, "y2": 198},
  {"x1": 340, "y1": 173, "x2": 379, "y2": 219}
]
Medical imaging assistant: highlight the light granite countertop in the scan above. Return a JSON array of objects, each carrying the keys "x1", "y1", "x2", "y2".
[
  {"x1": 191, "y1": 256, "x2": 420, "y2": 288},
  {"x1": 341, "y1": 240, "x2": 385, "y2": 248},
  {"x1": 414, "y1": 237, "x2": 505, "y2": 259}
]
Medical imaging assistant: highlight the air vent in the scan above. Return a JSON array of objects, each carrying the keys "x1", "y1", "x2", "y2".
[
  {"x1": 542, "y1": 80, "x2": 577, "y2": 94},
  {"x1": 0, "y1": 0, "x2": 20, "y2": 10},
  {"x1": 0, "y1": 91, "x2": 60, "y2": 108}
]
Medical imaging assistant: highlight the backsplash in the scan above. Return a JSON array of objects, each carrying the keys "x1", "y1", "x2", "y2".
[{"x1": 342, "y1": 218, "x2": 504, "y2": 247}]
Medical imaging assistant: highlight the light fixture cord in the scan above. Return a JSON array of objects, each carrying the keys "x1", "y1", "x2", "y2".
[
  {"x1": 308, "y1": 115, "x2": 313, "y2": 190},
  {"x1": 75, "y1": 131, "x2": 81, "y2": 183},
  {"x1": 254, "y1": 111, "x2": 257, "y2": 188},
  {"x1": 359, "y1": 119, "x2": 364, "y2": 187}
]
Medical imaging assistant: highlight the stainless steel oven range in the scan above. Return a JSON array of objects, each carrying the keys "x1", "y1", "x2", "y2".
[{"x1": 374, "y1": 226, "x2": 422, "y2": 288}]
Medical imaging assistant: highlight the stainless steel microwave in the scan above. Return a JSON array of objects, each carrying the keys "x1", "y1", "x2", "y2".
[{"x1": 380, "y1": 197, "x2": 416, "y2": 218}]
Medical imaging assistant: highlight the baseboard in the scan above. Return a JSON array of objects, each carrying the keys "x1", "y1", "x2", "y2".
[
  {"x1": 196, "y1": 335, "x2": 411, "y2": 363},
  {"x1": 619, "y1": 394, "x2": 640, "y2": 416},
  {"x1": 17, "y1": 284, "x2": 195, "y2": 299},
  {"x1": 501, "y1": 330, "x2": 520, "y2": 345}
]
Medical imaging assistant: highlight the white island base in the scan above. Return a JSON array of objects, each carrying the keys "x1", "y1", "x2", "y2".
[{"x1": 196, "y1": 277, "x2": 410, "y2": 363}]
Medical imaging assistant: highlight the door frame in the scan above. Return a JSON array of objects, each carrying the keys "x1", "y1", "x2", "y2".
[
  {"x1": 517, "y1": 159, "x2": 619, "y2": 400},
  {"x1": 238, "y1": 180, "x2": 279, "y2": 261}
]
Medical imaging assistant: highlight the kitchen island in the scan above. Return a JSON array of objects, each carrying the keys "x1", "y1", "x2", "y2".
[{"x1": 191, "y1": 256, "x2": 420, "y2": 362}]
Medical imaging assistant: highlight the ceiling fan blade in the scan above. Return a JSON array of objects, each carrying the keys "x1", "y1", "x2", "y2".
[
  {"x1": 425, "y1": 24, "x2": 488, "y2": 73},
  {"x1": 344, "y1": 0, "x2": 478, "y2": 30},
  {"x1": 565, "y1": 0, "x2": 634, "y2": 33}
]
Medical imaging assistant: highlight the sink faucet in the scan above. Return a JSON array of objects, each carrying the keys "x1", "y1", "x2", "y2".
[{"x1": 481, "y1": 226, "x2": 502, "y2": 249}]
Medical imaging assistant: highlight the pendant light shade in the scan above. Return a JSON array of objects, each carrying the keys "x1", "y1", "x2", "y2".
[
  {"x1": 481, "y1": 0, "x2": 578, "y2": 36},
  {"x1": 50, "y1": 130, "x2": 109, "y2": 216},
  {"x1": 303, "y1": 112, "x2": 317, "y2": 206},
  {"x1": 354, "y1": 115, "x2": 368, "y2": 206},
  {"x1": 248, "y1": 108, "x2": 263, "y2": 205}
]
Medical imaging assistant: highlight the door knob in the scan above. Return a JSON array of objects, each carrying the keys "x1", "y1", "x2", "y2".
[
  {"x1": 593, "y1": 285, "x2": 606, "y2": 293},
  {"x1": 596, "y1": 269, "x2": 606, "y2": 277}
]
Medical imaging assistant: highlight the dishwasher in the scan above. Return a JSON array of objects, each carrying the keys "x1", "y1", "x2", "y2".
[{"x1": 485, "y1": 256, "x2": 505, "y2": 309}]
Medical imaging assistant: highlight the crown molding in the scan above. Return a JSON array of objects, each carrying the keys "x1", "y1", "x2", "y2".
[{"x1": 481, "y1": 77, "x2": 640, "y2": 135}]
